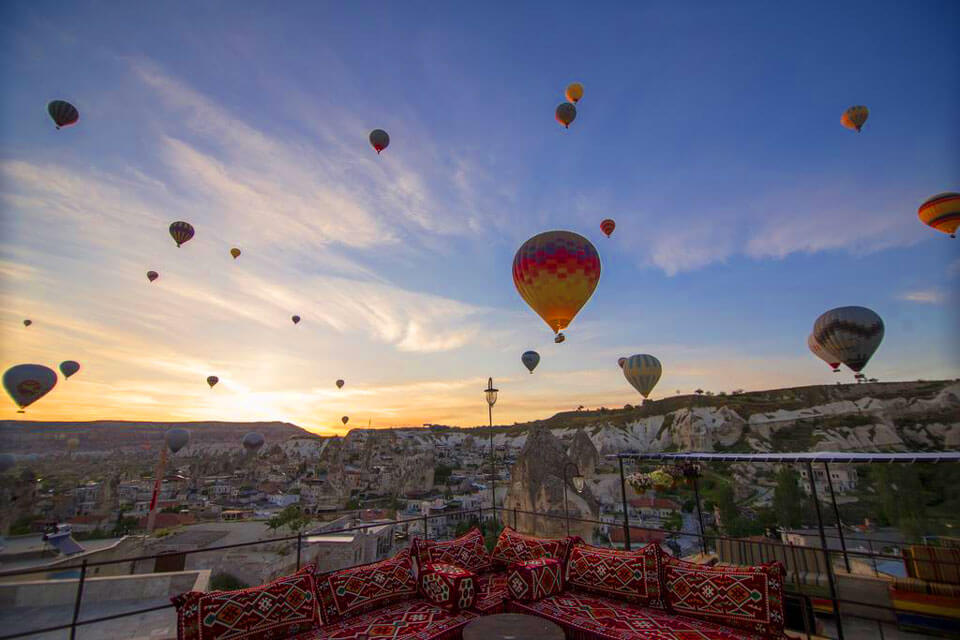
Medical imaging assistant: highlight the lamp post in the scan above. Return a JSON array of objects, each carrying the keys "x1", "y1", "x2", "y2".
[
  {"x1": 484, "y1": 378, "x2": 498, "y2": 525},
  {"x1": 562, "y1": 462, "x2": 586, "y2": 536}
]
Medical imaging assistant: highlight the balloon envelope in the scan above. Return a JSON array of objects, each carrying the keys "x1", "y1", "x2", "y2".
[
  {"x1": 841, "y1": 105, "x2": 869, "y2": 132},
  {"x1": 336, "y1": 379, "x2": 344, "y2": 389},
  {"x1": 291, "y1": 315, "x2": 300, "y2": 325},
  {"x1": 555, "y1": 102, "x2": 577, "y2": 128},
  {"x1": 206, "y1": 376, "x2": 219, "y2": 388},
  {"x1": 600, "y1": 219, "x2": 615, "y2": 237},
  {"x1": 230, "y1": 248, "x2": 241, "y2": 259},
  {"x1": 3, "y1": 364, "x2": 58, "y2": 410},
  {"x1": 242, "y1": 431, "x2": 264, "y2": 452},
  {"x1": 521, "y1": 350, "x2": 540, "y2": 374},
  {"x1": 59, "y1": 361, "x2": 80, "y2": 379},
  {"x1": 618, "y1": 357, "x2": 626, "y2": 369},
  {"x1": 565, "y1": 82, "x2": 584, "y2": 103},
  {"x1": 147, "y1": 271, "x2": 159, "y2": 282},
  {"x1": 169, "y1": 221, "x2": 195, "y2": 247},
  {"x1": 623, "y1": 354, "x2": 662, "y2": 399},
  {"x1": 813, "y1": 306, "x2": 884, "y2": 373},
  {"x1": 48, "y1": 100, "x2": 79, "y2": 129},
  {"x1": 369, "y1": 129, "x2": 390, "y2": 154},
  {"x1": 807, "y1": 334, "x2": 841, "y2": 371},
  {"x1": 513, "y1": 230, "x2": 601, "y2": 336},
  {"x1": 23, "y1": 320, "x2": 32, "y2": 327},
  {"x1": 341, "y1": 416, "x2": 349, "y2": 425},
  {"x1": 165, "y1": 428, "x2": 189, "y2": 454},
  {"x1": 918, "y1": 192, "x2": 960, "y2": 238}
]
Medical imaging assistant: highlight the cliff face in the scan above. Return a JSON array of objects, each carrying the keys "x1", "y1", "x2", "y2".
[
  {"x1": 505, "y1": 428, "x2": 599, "y2": 539},
  {"x1": 568, "y1": 429, "x2": 600, "y2": 477}
]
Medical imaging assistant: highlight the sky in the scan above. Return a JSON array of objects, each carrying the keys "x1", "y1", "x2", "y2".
[{"x1": 1, "y1": 1, "x2": 958, "y2": 435}]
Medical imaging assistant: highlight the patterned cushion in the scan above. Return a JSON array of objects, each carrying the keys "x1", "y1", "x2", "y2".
[
  {"x1": 507, "y1": 557, "x2": 564, "y2": 602},
  {"x1": 419, "y1": 562, "x2": 477, "y2": 611},
  {"x1": 172, "y1": 564, "x2": 318, "y2": 640},
  {"x1": 664, "y1": 557, "x2": 786, "y2": 638},
  {"x1": 412, "y1": 527, "x2": 492, "y2": 575},
  {"x1": 473, "y1": 571, "x2": 510, "y2": 614},
  {"x1": 288, "y1": 598, "x2": 478, "y2": 640},
  {"x1": 491, "y1": 526, "x2": 576, "y2": 568},
  {"x1": 314, "y1": 550, "x2": 416, "y2": 625},
  {"x1": 565, "y1": 541, "x2": 665, "y2": 608},
  {"x1": 509, "y1": 591, "x2": 769, "y2": 640}
]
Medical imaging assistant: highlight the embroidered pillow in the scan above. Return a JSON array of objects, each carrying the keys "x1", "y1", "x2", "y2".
[
  {"x1": 413, "y1": 527, "x2": 492, "y2": 574},
  {"x1": 490, "y1": 526, "x2": 577, "y2": 568},
  {"x1": 507, "y1": 557, "x2": 564, "y2": 602},
  {"x1": 664, "y1": 557, "x2": 786, "y2": 638},
  {"x1": 172, "y1": 564, "x2": 318, "y2": 640},
  {"x1": 314, "y1": 550, "x2": 417, "y2": 625},
  {"x1": 419, "y1": 562, "x2": 477, "y2": 611},
  {"x1": 565, "y1": 541, "x2": 664, "y2": 608}
]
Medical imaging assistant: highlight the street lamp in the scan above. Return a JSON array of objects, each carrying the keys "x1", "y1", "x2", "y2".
[
  {"x1": 562, "y1": 462, "x2": 585, "y2": 536},
  {"x1": 484, "y1": 378, "x2": 498, "y2": 522}
]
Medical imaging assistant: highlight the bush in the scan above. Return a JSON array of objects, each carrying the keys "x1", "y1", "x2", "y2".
[{"x1": 210, "y1": 572, "x2": 248, "y2": 591}]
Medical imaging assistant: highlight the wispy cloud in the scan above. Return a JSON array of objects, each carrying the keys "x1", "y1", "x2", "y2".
[{"x1": 898, "y1": 289, "x2": 945, "y2": 304}]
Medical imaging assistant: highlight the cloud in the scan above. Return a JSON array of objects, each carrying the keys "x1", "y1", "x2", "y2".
[{"x1": 898, "y1": 289, "x2": 945, "y2": 304}]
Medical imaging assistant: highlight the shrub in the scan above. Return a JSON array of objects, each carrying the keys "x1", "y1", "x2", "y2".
[{"x1": 210, "y1": 572, "x2": 248, "y2": 591}]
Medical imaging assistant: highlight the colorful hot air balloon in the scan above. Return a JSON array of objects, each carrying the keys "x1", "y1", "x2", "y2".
[
  {"x1": 617, "y1": 357, "x2": 626, "y2": 369},
  {"x1": 206, "y1": 376, "x2": 219, "y2": 388},
  {"x1": 147, "y1": 271, "x2": 159, "y2": 282},
  {"x1": 841, "y1": 105, "x2": 869, "y2": 132},
  {"x1": 59, "y1": 361, "x2": 80, "y2": 379},
  {"x1": 48, "y1": 100, "x2": 79, "y2": 129},
  {"x1": 513, "y1": 230, "x2": 601, "y2": 339},
  {"x1": 3, "y1": 364, "x2": 58, "y2": 412},
  {"x1": 23, "y1": 320, "x2": 32, "y2": 327},
  {"x1": 600, "y1": 219, "x2": 615, "y2": 238},
  {"x1": 807, "y1": 334, "x2": 841, "y2": 373},
  {"x1": 336, "y1": 379, "x2": 344, "y2": 389},
  {"x1": 341, "y1": 416, "x2": 349, "y2": 425},
  {"x1": 555, "y1": 102, "x2": 577, "y2": 128},
  {"x1": 230, "y1": 248, "x2": 241, "y2": 259},
  {"x1": 623, "y1": 354, "x2": 662, "y2": 399},
  {"x1": 565, "y1": 83, "x2": 584, "y2": 104},
  {"x1": 169, "y1": 221, "x2": 195, "y2": 247},
  {"x1": 521, "y1": 350, "x2": 540, "y2": 374},
  {"x1": 813, "y1": 306, "x2": 884, "y2": 373},
  {"x1": 369, "y1": 129, "x2": 390, "y2": 154},
  {"x1": 918, "y1": 192, "x2": 960, "y2": 238},
  {"x1": 242, "y1": 431, "x2": 264, "y2": 452},
  {"x1": 165, "y1": 428, "x2": 189, "y2": 454},
  {"x1": 291, "y1": 315, "x2": 301, "y2": 325}
]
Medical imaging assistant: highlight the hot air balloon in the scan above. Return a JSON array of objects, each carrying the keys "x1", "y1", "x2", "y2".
[
  {"x1": 623, "y1": 354, "x2": 662, "y2": 399},
  {"x1": 23, "y1": 320, "x2": 32, "y2": 327},
  {"x1": 807, "y1": 334, "x2": 841, "y2": 373},
  {"x1": 165, "y1": 428, "x2": 189, "y2": 454},
  {"x1": 66, "y1": 437, "x2": 79, "y2": 451},
  {"x1": 369, "y1": 129, "x2": 390, "y2": 154},
  {"x1": 918, "y1": 192, "x2": 960, "y2": 238},
  {"x1": 813, "y1": 306, "x2": 884, "y2": 373},
  {"x1": 521, "y1": 350, "x2": 540, "y2": 374},
  {"x1": 206, "y1": 376, "x2": 219, "y2": 388},
  {"x1": 59, "y1": 361, "x2": 80, "y2": 379},
  {"x1": 48, "y1": 100, "x2": 79, "y2": 129},
  {"x1": 242, "y1": 431, "x2": 264, "y2": 453},
  {"x1": 565, "y1": 83, "x2": 584, "y2": 104},
  {"x1": 3, "y1": 364, "x2": 57, "y2": 412},
  {"x1": 554, "y1": 333, "x2": 566, "y2": 343},
  {"x1": 555, "y1": 102, "x2": 577, "y2": 128},
  {"x1": 147, "y1": 271, "x2": 159, "y2": 282},
  {"x1": 600, "y1": 219, "x2": 615, "y2": 238},
  {"x1": 341, "y1": 416, "x2": 349, "y2": 425},
  {"x1": 841, "y1": 105, "x2": 869, "y2": 132},
  {"x1": 230, "y1": 248, "x2": 241, "y2": 259},
  {"x1": 169, "y1": 221, "x2": 195, "y2": 247},
  {"x1": 336, "y1": 379, "x2": 344, "y2": 389},
  {"x1": 618, "y1": 357, "x2": 626, "y2": 369},
  {"x1": 0, "y1": 453, "x2": 14, "y2": 473},
  {"x1": 291, "y1": 315, "x2": 301, "y2": 325},
  {"x1": 513, "y1": 230, "x2": 601, "y2": 339}
]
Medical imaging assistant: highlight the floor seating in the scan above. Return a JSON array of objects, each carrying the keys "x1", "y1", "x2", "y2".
[{"x1": 889, "y1": 544, "x2": 960, "y2": 637}]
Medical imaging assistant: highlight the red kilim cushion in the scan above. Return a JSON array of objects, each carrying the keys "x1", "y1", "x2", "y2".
[
  {"x1": 664, "y1": 557, "x2": 786, "y2": 638},
  {"x1": 413, "y1": 527, "x2": 492, "y2": 575},
  {"x1": 490, "y1": 526, "x2": 577, "y2": 568},
  {"x1": 172, "y1": 564, "x2": 318, "y2": 640},
  {"x1": 507, "y1": 557, "x2": 564, "y2": 602},
  {"x1": 419, "y1": 562, "x2": 477, "y2": 611},
  {"x1": 565, "y1": 541, "x2": 665, "y2": 608},
  {"x1": 289, "y1": 598, "x2": 479, "y2": 640},
  {"x1": 473, "y1": 571, "x2": 510, "y2": 614},
  {"x1": 314, "y1": 550, "x2": 416, "y2": 625}
]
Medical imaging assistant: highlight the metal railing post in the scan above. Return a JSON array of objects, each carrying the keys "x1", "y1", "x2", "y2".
[
  {"x1": 296, "y1": 532, "x2": 302, "y2": 570},
  {"x1": 423, "y1": 512, "x2": 428, "y2": 539},
  {"x1": 70, "y1": 559, "x2": 87, "y2": 640},
  {"x1": 618, "y1": 456, "x2": 631, "y2": 551},
  {"x1": 807, "y1": 461, "x2": 844, "y2": 640},
  {"x1": 693, "y1": 475, "x2": 707, "y2": 554},
  {"x1": 513, "y1": 506, "x2": 518, "y2": 530},
  {"x1": 823, "y1": 462, "x2": 851, "y2": 573}
]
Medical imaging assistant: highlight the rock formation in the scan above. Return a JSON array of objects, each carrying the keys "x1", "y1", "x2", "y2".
[{"x1": 568, "y1": 429, "x2": 600, "y2": 477}]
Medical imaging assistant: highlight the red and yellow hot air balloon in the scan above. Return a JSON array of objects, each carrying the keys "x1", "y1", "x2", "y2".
[
  {"x1": 565, "y1": 83, "x2": 584, "y2": 104},
  {"x1": 918, "y1": 192, "x2": 960, "y2": 238},
  {"x1": 513, "y1": 230, "x2": 601, "y2": 339},
  {"x1": 600, "y1": 219, "x2": 615, "y2": 238},
  {"x1": 841, "y1": 105, "x2": 869, "y2": 132},
  {"x1": 555, "y1": 103, "x2": 577, "y2": 129}
]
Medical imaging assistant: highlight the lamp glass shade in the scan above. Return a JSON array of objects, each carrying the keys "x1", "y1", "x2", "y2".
[
  {"x1": 572, "y1": 475, "x2": 586, "y2": 493},
  {"x1": 485, "y1": 389, "x2": 498, "y2": 407}
]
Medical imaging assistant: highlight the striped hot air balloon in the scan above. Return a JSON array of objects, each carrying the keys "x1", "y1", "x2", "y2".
[
  {"x1": 807, "y1": 334, "x2": 841, "y2": 372},
  {"x1": 47, "y1": 100, "x2": 79, "y2": 129},
  {"x1": 600, "y1": 219, "x2": 615, "y2": 238},
  {"x1": 622, "y1": 354, "x2": 662, "y2": 399},
  {"x1": 918, "y1": 192, "x2": 960, "y2": 238},
  {"x1": 169, "y1": 221, "x2": 195, "y2": 247},
  {"x1": 813, "y1": 306, "x2": 884, "y2": 373},
  {"x1": 513, "y1": 230, "x2": 601, "y2": 339}
]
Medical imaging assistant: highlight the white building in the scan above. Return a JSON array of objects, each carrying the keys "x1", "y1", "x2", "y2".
[{"x1": 798, "y1": 465, "x2": 858, "y2": 494}]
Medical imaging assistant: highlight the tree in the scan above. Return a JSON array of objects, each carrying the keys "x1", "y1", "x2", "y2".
[
  {"x1": 663, "y1": 511, "x2": 683, "y2": 532},
  {"x1": 210, "y1": 572, "x2": 248, "y2": 590},
  {"x1": 695, "y1": 389, "x2": 704, "y2": 396},
  {"x1": 772, "y1": 468, "x2": 805, "y2": 529}
]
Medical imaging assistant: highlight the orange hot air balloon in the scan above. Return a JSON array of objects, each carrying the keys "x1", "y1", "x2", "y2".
[
  {"x1": 513, "y1": 230, "x2": 601, "y2": 338},
  {"x1": 841, "y1": 105, "x2": 869, "y2": 132},
  {"x1": 230, "y1": 248, "x2": 241, "y2": 259},
  {"x1": 600, "y1": 219, "x2": 615, "y2": 238},
  {"x1": 918, "y1": 192, "x2": 960, "y2": 238},
  {"x1": 565, "y1": 83, "x2": 584, "y2": 104}
]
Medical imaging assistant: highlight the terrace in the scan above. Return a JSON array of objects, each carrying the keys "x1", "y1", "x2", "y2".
[{"x1": 0, "y1": 451, "x2": 957, "y2": 639}]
